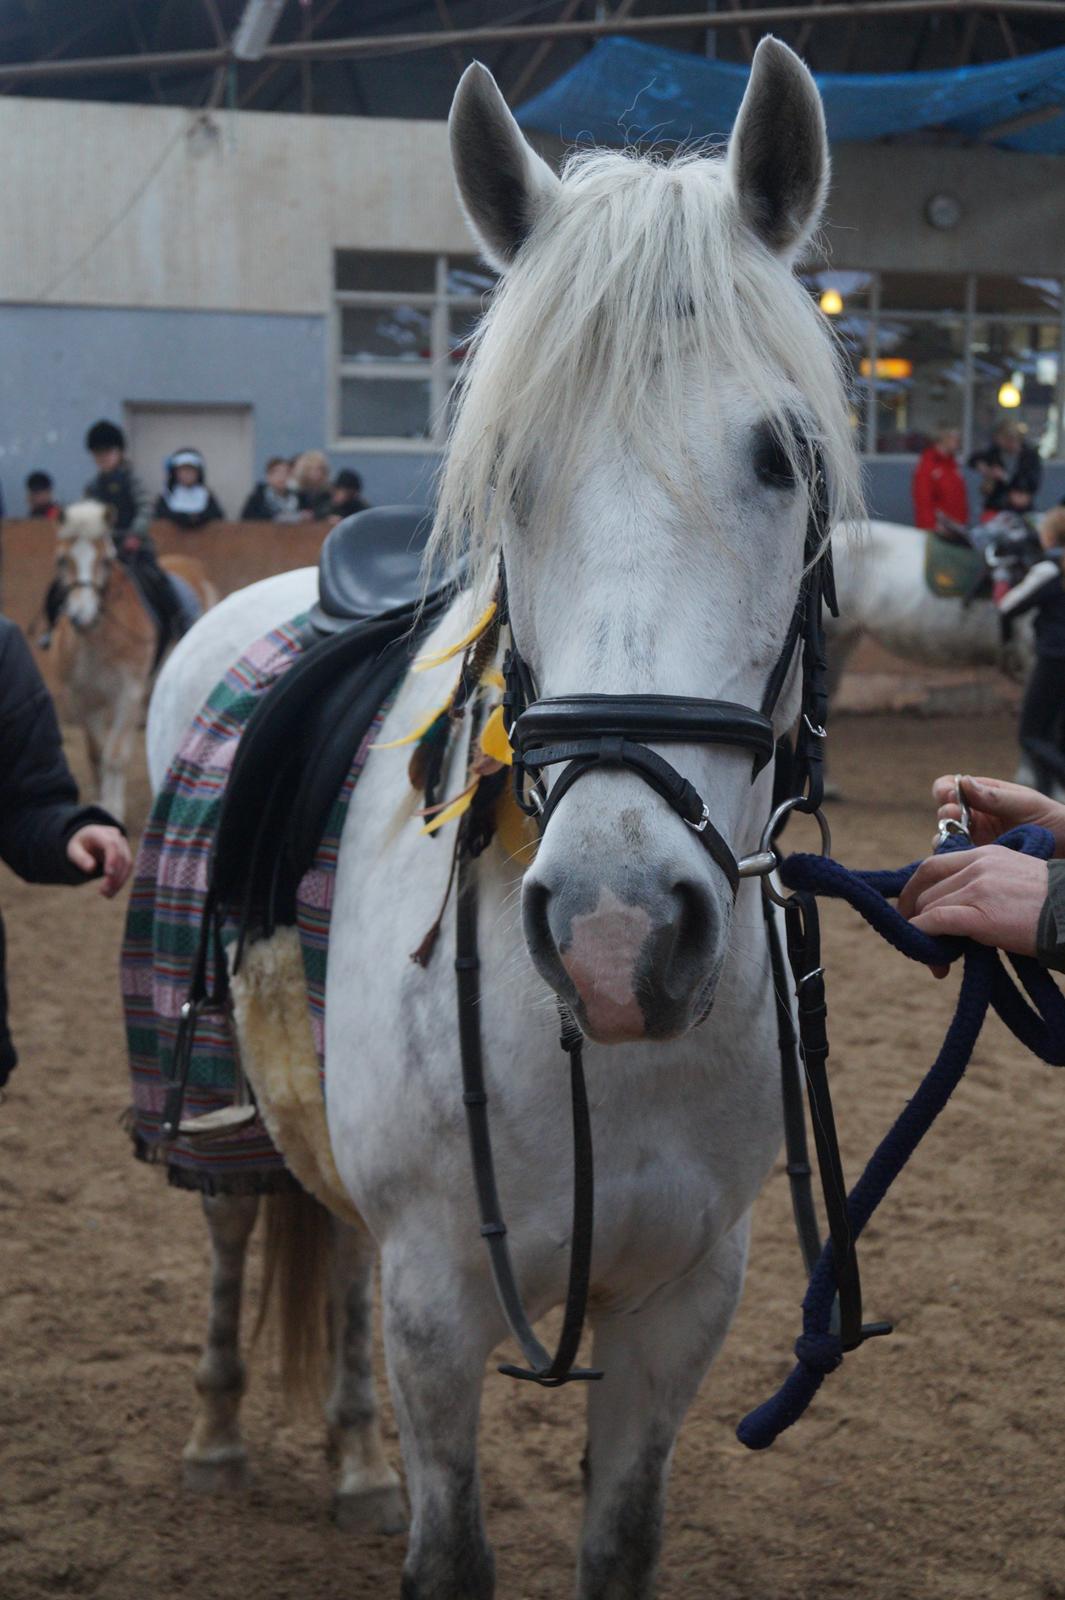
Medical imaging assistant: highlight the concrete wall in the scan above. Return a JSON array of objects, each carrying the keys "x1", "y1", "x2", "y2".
[
  {"x1": 823, "y1": 144, "x2": 1065, "y2": 277},
  {"x1": 0, "y1": 98, "x2": 470, "y2": 315}
]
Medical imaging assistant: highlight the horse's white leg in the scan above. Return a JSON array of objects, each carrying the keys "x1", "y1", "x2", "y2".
[
  {"x1": 99, "y1": 678, "x2": 143, "y2": 821},
  {"x1": 183, "y1": 1192, "x2": 259, "y2": 1493},
  {"x1": 327, "y1": 1220, "x2": 407, "y2": 1535},
  {"x1": 381, "y1": 1245, "x2": 501, "y2": 1600},
  {"x1": 577, "y1": 1216, "x2": 750, "y2": 1600}
]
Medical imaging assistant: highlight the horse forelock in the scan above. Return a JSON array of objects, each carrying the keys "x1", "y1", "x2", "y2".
[
  {"x1": 60, "y1": 499, "x2": 113, "y2": 544},
  {"x1": 430, "y1": 143, "x2": 862, "y2": 592}
]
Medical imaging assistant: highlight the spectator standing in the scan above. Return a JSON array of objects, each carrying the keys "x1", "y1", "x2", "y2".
[
  {"x1": 969, "y1": 422, "x2": 1043, "y2": 518},
  {"x1": 0, "y1": 614, "x2": 131, "y2": 1088},
  {"x1": 26, "y1": 471, "x2": 61, "y2": 521},
  {"x1": 153, "y1": 449, "x2": 225, "y2": 529},
  {"x1": 912, "y1": 426, "x2": 969, "y2": 532},
  {"x1": 294, "y1": 450, "x2": 333, "y2": 520},
  {"x1": 330, "y1": 468, "x2": 370, "y2": 522},
  {"x1": 998, "y1": 505, "x2": 1065, "y2": 795},
  {"x1": 241, "y1": 457, "x2": 303, "y2": 522}
]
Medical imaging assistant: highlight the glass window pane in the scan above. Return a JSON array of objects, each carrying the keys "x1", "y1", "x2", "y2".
[
  {"x1": 977, "y1": 276, "x2": 1062, "y2": 315},
  {"x1": 871, "y1": 317, "x2": 966, "y2": 453},
  {"x1": 971, "y1": 320, "x2": 1061, "y2": 458},
  {"x1": 446, "y1": 255, "x2": 498, "y2": 300},
  {"x1": 449, "y1": 304, "x2": 485, "y2": 365},
  {"x1": 335, "y1": 250, "x2": 436, "y2": 294},
  {"x1": 339, "y1": 376, "x2": 432, "y2": 440},
  {"x1": 802, "y1": 269, "x2": 873, "y2": 314},
  {"x1": 340, "y1": 304, "x2": 432, "y2": 363},
  {"x1": 879, "y1": 273, "x2": 967, "y2": 312}
]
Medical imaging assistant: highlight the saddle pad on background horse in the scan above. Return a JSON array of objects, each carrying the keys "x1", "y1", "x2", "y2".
[{"x1": 923, "y1": 532, "x2": 988, "y2": 601}]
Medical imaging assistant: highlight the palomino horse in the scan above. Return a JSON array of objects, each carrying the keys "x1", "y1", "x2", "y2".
[
  {"x1": 147, "y1": 41, "x2": 862, "y2": 1596},
  {"x1": 53, "y1": 500, "x2": 216, "y2": 821}
]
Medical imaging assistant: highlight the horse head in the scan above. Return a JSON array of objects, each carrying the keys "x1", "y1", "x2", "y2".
[
  {"x1": 437, "y1": 39, "x2": 861, "y2": 1044},
  {"x1": 56, "y1": 500, "x2": 115, "y2": 630}
]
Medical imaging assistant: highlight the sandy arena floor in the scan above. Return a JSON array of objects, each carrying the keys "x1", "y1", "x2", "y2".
[{"x1": 1, "y1": 712, "x2": 1063, "y2": 1600}]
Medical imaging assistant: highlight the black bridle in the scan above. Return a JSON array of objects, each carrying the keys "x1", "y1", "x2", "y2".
[{"x1": 456, "y1": 455, "x2": 882, "y2": 1388}]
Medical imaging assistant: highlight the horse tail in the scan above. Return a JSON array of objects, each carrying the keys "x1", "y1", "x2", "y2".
[{"x1": 254, "y1": 1187, "x2": 332, "y2": 1411}]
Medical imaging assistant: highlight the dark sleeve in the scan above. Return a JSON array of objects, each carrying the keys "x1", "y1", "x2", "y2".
[
  {"x1": 967, "y1": 448, "x2": 991, "y2": 471},
  {"x1": 1018, "y1": 451, "x2": 1043, "y2": 496},
  {"x1": 0, "y1": 620, "x2": 123, "y2": 884},
  {"x1": 1036, "y1": 860, "x2": 1065, "y2": 973},
  {"x1": 153, "y1": 494, "x2": 172, "y2": 520},
  {"x1": 241, "y1": 487, "x2": 267, "y2": 520},
  {"x1": 205, "y1": 492, "x2": 225, "y2": 521},
  {"x1": 998, "y1": 560, "x2": 1061, "y2": 619}
]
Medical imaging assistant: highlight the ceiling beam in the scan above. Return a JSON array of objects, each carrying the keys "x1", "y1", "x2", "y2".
[{"x1": 4, "y1": 2, "x2": 1065, "y2": 84}]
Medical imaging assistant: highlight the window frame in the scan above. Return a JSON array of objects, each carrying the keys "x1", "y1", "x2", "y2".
[
  {"x1": 857, "y1": 272, "x2": 1065, "y2": 462},
  {"x1": 330, "y1": 252, "x2": 490, "y2": 453}
]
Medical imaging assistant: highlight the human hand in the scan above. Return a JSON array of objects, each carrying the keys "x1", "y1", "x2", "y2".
[
  {"x1": 931, "y1": 774, "x2": 1065, "y2": 854},
  {"x1": 121, "y1": 535, "x2": 142, "y2": 555},
  {"x1": 66, "y1": 825, "x2": 132, "y2": 897},
  {"x1": 898, "y1": 845, "x2": 1048, "y2": 976}
]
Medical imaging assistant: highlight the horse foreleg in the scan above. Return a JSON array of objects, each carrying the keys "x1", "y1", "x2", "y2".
[
  {"x1": 327, "y1": 1219, "x2": 406, "y2": 1534},
  {"x1": 99, "y1": 679, "x2": 144, "y2": 822},
  {"x1": 577, "y1": 1216, "x2": 750, "y2": 1600},
  {"x1": 381, "y1": 1244, "x2": 500, "y2": 1600},
  {"x1": 183, "y1": 1192, "x2": 259, "y2": 1493}
]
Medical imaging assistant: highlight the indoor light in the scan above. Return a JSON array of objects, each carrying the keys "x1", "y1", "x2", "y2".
[
  {"x1": 819, "y1": 288, "x2": 843, "y2": 315},
  {"x1": 859, "y1": 357, "x2": 913, "y2": 380},
  {"x1": 998, "y1": 381, "x2": 1023, "y2": 409}
]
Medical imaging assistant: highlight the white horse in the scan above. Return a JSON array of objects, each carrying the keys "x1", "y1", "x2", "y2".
[
  {"x1": 148, "y1": 41, "x2": 862, "y2": 1597},
  {"x1": 828, "y1": 517, "x2": 1035, "y2": 677}
]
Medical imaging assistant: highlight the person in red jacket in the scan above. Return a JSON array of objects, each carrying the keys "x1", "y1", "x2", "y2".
[{"x1": 912, "y1": 425, "x2": 970, "y2": 532}]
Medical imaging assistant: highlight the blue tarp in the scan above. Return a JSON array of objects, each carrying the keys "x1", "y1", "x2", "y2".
[{"x1": 517, "y1": 37, "x2": 1065, "y2": 154}]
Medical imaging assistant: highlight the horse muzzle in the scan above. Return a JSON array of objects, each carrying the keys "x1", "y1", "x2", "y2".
[{"x1": 522, "y1": 867, "x2": 725, "y2": 1043}]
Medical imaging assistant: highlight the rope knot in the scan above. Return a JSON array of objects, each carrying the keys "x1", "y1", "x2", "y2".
[{"x1": 794, "y1": 1331, "x2": 843, "y2": 1374}]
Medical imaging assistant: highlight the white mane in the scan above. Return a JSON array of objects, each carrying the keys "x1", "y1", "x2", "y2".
[
  {"x1": 432, "y1": 145, "x2": 863, "y2": 583},
  {"x1": 60, "y1": 499, "x2": 112, "y2": 539}
]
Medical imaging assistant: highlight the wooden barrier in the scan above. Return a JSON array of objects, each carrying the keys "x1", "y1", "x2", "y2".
[{"x1": 1, "y1": 518, "x2": 331, "y2": 691}]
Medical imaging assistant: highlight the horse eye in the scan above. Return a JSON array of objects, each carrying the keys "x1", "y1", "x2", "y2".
[{"x1": 753, "y1": 427, "x2": 797, "y2": 490}]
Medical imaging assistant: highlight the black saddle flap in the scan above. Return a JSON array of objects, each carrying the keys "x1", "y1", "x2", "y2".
[{"x1": 311, "y1": 505, "x2": 459, "y2": 633}]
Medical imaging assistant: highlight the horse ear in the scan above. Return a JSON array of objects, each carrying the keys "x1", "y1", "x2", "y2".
[
  {"x1": 727, "y1": 36, "x2": 828, "y2": 261},
  {"x1": 449, "y1": 61, "x2": 560, "y2": 272}
]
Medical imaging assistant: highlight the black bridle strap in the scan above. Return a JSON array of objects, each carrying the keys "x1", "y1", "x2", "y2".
[
  {"x1": 525, "y1": 739, "x2": 740, "y2": 894},
  {"x1": 456, "y1": 854, "x2": 603, "y2": 1385}
]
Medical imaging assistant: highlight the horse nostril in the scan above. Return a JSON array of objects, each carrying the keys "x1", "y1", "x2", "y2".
[
  {"x1": 671, "y1": 879, "x2": 712, "y2": 956},
  {"x1": 522, "y1": 880, "x2": 554, "y2": 955}
]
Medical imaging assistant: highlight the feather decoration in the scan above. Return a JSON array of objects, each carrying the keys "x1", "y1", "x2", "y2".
[
  {"x1": 373, "y1": 699, "x2": 452, "y2": 751},
  {"x1": 413, "y1": 600, "x2": 498, "y2": 672},
  {"x1": 479, "y1": 703, "x2": 513, "y2": 767}
]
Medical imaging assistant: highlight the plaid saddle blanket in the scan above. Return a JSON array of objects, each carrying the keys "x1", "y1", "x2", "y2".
[{"x1": 122, "y1": 614, "x2": 387, "y2": 1195}]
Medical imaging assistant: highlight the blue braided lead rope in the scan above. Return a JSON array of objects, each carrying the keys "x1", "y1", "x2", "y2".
[{"x1": 737, "y1": 822, "x2": 1065, "y2": 1451}]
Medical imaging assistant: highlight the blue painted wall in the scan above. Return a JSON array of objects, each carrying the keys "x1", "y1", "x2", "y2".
[{"x1": 0, "y1": 303, "x2": 439, "y2": 515}]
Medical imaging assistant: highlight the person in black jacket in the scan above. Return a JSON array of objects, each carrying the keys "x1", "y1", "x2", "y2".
[
  {"x1": 0, "y1": 615, "x2": 131, "y2": 1087},
  {"x1": 998, "y1": 506, "x2": 1065, "y2": 795},
  {"x1": 241, "y1": 456, "x2": 303, "y2": 522},
  {"x1": 968, "y1": 423, "x2": 1043, "y2": 517},
  {"x1": 42, "y1": 420, "x2": 187, "y2": 647}
]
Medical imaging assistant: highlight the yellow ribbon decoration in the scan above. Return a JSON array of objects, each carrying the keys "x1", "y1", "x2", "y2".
[
  {"x1": 479, "y1": 703, "x2": 513, "y2": 767},
  {"x1": 419, "y1": 782, "x2": 478, "y2": 836},
  {"x1": 413, "y1": 600, "x2": 498, "y2": 672},
  {"x1": 372, "y1": 699, "x2": 450, "y2": 751}
]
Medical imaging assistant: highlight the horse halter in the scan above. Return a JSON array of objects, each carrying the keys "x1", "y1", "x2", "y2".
[{"x1": 502, "y1": 452, "x2": 838, "y2": 875}]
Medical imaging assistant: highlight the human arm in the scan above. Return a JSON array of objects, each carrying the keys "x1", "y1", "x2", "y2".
[
  {"x1": 128, "y1": 470, "x2": 153, "y2": 538},
  {"x1": 997, "y1": 560, "x2": 1061, "y2": 619},
  {"x1": 0, "y1": 620, "x2": 130, "y2": 887}
]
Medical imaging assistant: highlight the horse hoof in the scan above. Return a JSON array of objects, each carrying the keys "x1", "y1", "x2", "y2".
[
  {"x1": 332, "y1": 1483, "x2": 407, "y2": 1535},
  {"x1": 182, "y1": 1450, "x2": 250, "y2": 1494}
]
